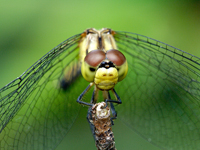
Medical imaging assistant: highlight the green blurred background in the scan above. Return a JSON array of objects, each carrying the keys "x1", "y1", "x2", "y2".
[{"x1": 1, "y1": 0, "x2": 200, "y2": 149}]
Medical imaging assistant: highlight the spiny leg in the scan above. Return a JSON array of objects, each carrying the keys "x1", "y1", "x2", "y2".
[
  {"x1": 103, "y1": 91, "x2": 118, "y2": 125},
  {"x1": 78, "y1": 85, "x2": 99, "y2": 139},
  {"x1": 108, "y1": 94, "x2": 118, "y2": 125},
  {"x1": 76, "y1": 83, "x2": 94, "y2": 107},
  {"x1": 104, "y1": 88, "x2": 122, "y2": 110},
  {"x1": 90, "y1": 86, "x2": 99, "y2": 104},
  {"x1": 87, "y1": 106, "x2": 95, "y2": 140},
  {"x1": 86, "y1": 88, "x2": 100, "y2": 141}
]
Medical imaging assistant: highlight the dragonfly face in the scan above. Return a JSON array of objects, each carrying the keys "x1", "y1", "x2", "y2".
[
  {"x1": 82, "y1": 49, "x2": 128, "y2": 90},
  {"x1": 80, "y1": 28, "x2": 128, "y2": 90}
]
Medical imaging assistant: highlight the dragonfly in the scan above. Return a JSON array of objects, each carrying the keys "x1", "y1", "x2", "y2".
[{"x1": 0, "y1": 28, "x2": 200, "y2": 150}]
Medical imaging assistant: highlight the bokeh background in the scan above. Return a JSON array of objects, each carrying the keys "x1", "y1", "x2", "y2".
[{"x1": 1, "y1": 0, "x2": 200, "y2": 149}]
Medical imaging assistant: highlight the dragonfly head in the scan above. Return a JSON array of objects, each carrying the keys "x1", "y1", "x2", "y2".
[{"x1": 81, "y1": 49, "x2": 128, "y2": 90}]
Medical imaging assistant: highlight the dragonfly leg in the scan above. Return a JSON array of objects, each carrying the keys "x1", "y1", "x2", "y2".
[
  {"x1": 107, "y1": 92, "x2": 117, "y2": 125},
  {"x1": 86, "y1": 88, "x2": 99, "y2": 140},
  {"x1": 90, "y1": 86, "x2": 99, "y2": 104},
  {"x1": 104, "y1": 88, "x2": 122, "y2": 108},
  {"x1": 110, "y1": 102, "x2": 117, "y2": 125},
  {"x1": 103, "y1": 91, "x2": 118, "y2": 125},
  {"x1": 87, "y1": 106, "x2": 96, "y2": 140},
  {"x1": 76, "y1": 83, "x2": 94, "y2": 107}
]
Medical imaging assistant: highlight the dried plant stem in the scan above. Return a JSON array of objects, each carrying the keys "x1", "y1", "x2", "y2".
[{"x1": 88, "y1": 102, "x2": 116, "y2": 150}]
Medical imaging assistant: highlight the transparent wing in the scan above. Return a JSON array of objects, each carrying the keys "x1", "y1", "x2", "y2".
[
  {"x1": 114, "y1": 31, "x2": 200, "y2": 150},
  {"x1": 0, "y1": 33, "x2": 88, "y2": 150}
]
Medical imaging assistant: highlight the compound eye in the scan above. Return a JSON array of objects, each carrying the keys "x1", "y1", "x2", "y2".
[
  {"x1": 106, "y1": 49, "x2": 126, "y2": 66},
  {"x1": 84, "y1": 50, "x2": 106, "y2": 67}
]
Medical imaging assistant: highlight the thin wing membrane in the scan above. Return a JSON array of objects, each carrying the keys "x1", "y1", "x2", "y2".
[
  {"x1": 0, "y1": 33, "x2": 87, "y2": 150},
  {"x1": 114, "y1": 31, "x2": 200, "y2": 150}
]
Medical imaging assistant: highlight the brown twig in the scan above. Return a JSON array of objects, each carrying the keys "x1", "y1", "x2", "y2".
[{"x1": 89, "y1": 102, "x2": 116, "y2": 150}]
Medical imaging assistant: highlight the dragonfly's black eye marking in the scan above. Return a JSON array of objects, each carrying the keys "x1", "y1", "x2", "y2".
[
  {"x1": 106, "y1": 49, "x2": 126, "y2": 66},
  {"x1": 89, "y1": 67, "x2": 96, "y2": 72}
]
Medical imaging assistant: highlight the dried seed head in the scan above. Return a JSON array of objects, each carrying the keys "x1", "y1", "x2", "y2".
[{"x1": 96, "y1": 102, "x2": 110, "y2": 119}]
